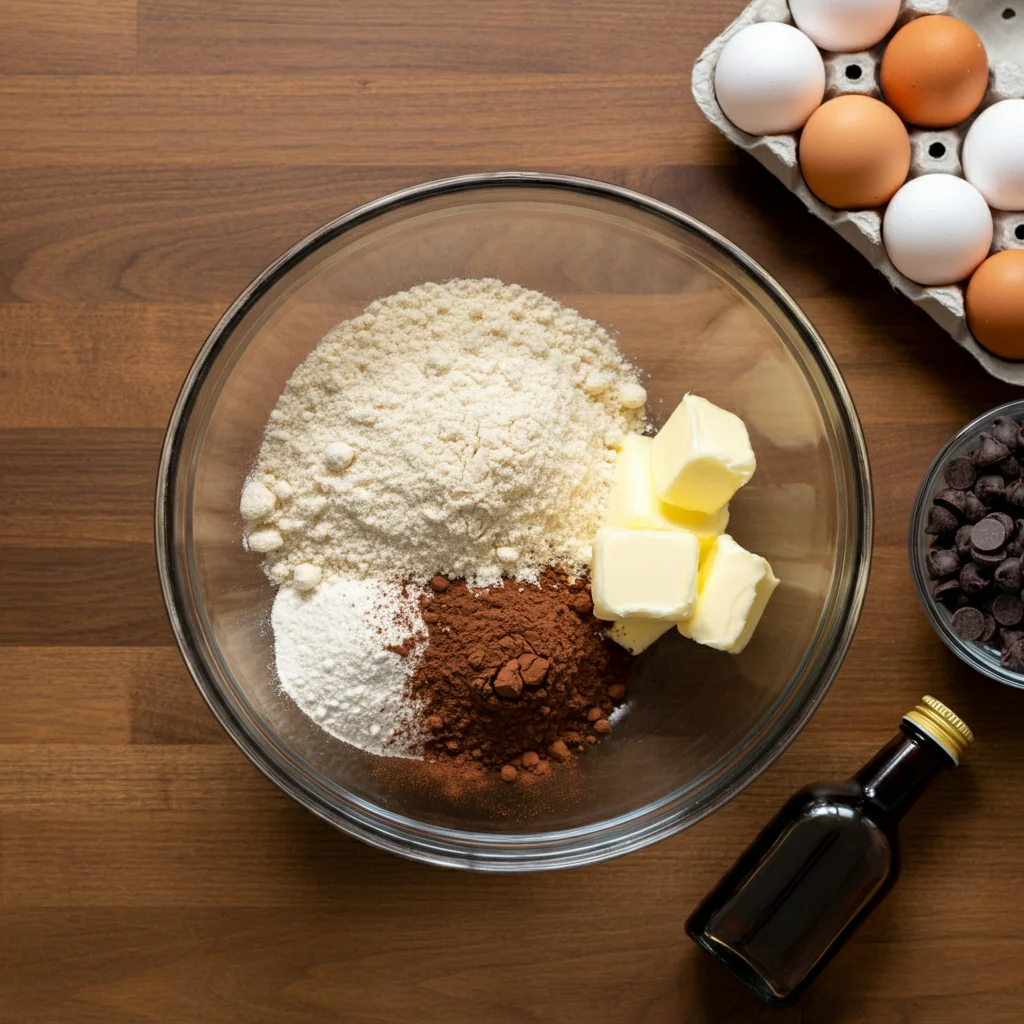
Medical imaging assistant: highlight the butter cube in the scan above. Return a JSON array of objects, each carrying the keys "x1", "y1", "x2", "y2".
[
  {"x1": 606, "y1": 434, "x2": 729, "y2": 555},
  {"x1": 592, "y1": 526, "x2": 700, "y2": 621},
  {"x1": 651, "y1": 394, "x2": 756, "y2": 514},
  {"x1": 678, "y1": 535, "x2": 779, "y2": 654},
  {"x1": 606, "y1": 618, "x2": 674, "y2": 655}
]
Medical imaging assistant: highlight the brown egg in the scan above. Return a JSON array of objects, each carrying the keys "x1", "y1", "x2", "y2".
[
  {"x1": 799, "y1": 95, "x2": 910, "y2": 210},
  {"x1": 881, "y1": 15, "x2": 988, "y2": 128},
  {"x1": 966, "y1": 250, "x2": 1024, "y2": 361}
]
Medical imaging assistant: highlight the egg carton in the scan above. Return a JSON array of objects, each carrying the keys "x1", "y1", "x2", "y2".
[{"x1": 693, "y1": 0, "x2": 1024, "y2": 385}]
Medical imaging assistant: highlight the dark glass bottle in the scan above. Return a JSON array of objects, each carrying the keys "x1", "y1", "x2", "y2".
[{"x1": 686, "y1": 696, "x2": 973, "y2": 1006}]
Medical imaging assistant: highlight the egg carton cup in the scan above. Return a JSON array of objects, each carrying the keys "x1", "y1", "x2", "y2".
[{"x1": 693, "y1": 0, "x2": 1024, "y2": 385}]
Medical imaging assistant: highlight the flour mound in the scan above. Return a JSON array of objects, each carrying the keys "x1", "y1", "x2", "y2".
[{"x1": 246, "y1": 279, "x2": 646, "y2": 587}]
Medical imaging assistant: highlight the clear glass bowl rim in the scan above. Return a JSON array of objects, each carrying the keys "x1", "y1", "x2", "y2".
[
  {"x1": 155, "y1": 171, "x2": 874, "y2": 871},
  {"x1": 909, "y1": 397, "x2": 1024, "y2": 690}
]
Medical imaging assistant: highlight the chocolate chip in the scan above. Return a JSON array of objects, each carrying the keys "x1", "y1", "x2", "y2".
[
  {"x1": 995, "y1": 556, "x2": 1023, "y2": 592},
  {"x1": 972, "y1": 546, "x2": 1006, "y2": 573},
  {"x1": 975, "y1": 474, "x2": 1006, "y2": 504},
  {"x1": 945, "y1": 456, "x2": 978, "y2": 490},
  {"x1": 926, "y1": 505, "x2": 959, "y2": 535},
  {"x1": 1001, "y1": 629, "x2": 1024, "y2": 653},
  {"x1": 964, "y1": 492, "x2": 989, "y2": 523},
  {"x1": 955, "y1": 524, "x2": 974, "y2": 558},
  {"x1": 1006, "y1": 479, "x2": 1024, "y2": 510},
  {"x1": 972, "y1": 515, "x2": 1008, "y2": 551},
  {"x1": 992, "y1": 511, "x2": 1016, "y2": 534},
  {"x1": 981, "y1": 613, "x2": 998, "y2": 642},
  {"x1": 975, "y1": 432, "x2": 1011, "y2": 465},
  {"x1": 994, "y1": 593, "x2": 1024, "y2": 626},
  {"x1": 992, "y1": 416, "x2": 1021, "y2": 449},
  {"x1": 934, "y1": 488, "x2": 966, "y2": 517},
  {"x1": 1002, "y1": 639, "x2": 1024, "y2": 672},
  {"x1": 927, "y1": 547, "x2": 961, "y2": 578},
  {"x1": 952, "y1": 605, "x2": 986, "y2": 640},
  {"x1": 960, "y1": 562, "x2": 991, "y2": 595},
  {"x1": 934, "y1": 579, "x2": 963, "y2": 604},
  {"x1": 1009, "y1": 521, "x2": 1024, "y2": 557},
  {"x1": 999, "y1": 455, "x2": 1023, "y2": 481}
]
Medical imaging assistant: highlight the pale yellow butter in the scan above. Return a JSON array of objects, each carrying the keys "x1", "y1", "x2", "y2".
[
  {"x1": 606, "y1": 434, "x2": 729, "y2": 556},
  {"x1": 606, "y1": 618, "x2": 674, "y2": 655},
  {"x1": 591, "y1": 526, "x2": 700, "y2": 621},
  {"x1": 651, "y1": 394, "x2": 756, "y2": 514},
  {"x1": 678, "y1": 534, "x2": 779, "y2": 654}
]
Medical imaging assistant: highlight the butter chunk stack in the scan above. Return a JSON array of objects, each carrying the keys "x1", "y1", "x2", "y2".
[{"x1": 593, "y1": 393, "x2": 778, "y2": 656}]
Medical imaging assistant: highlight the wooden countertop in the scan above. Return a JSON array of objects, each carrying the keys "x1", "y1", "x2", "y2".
[{"x1": 3, "y1": 2, "x2": 1023, "y2": 1021}]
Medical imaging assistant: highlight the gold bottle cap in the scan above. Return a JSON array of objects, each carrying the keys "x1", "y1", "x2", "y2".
[{"x1": 904, "y1": 695, "x2": 974, "y2": 765}]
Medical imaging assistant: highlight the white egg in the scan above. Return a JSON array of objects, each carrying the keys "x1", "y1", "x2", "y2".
[
  {"x1": 714, "y1": 22, "x2": 825, "y2": 135},
  {"x1": 882, "y1": 174, "x2": 993, "y2": 286},
  {"x1": 962, "y1": 99, "x2": 1024, "y2": 212},
  {"x1": 789, "y1": 0, "x2": 900, "y2": 53}
]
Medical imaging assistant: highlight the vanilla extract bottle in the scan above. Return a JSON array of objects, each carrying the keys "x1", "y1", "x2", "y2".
[{"x1": 686, "y1": 696, "x2": 974, "y2": 1005}]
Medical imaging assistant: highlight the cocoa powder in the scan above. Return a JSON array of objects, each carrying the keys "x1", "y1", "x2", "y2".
[{"x1": 403, "y1": 569, "x2": 631, "y2": 780}]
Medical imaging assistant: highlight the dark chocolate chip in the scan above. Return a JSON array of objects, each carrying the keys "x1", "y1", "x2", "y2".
[
  {"x1": 927, "y1": 547, "x2": 960, "y2": 578},
  {"x1": 952, "y1": 605, "x2": 986, "y2": 640},
  {"x1": 1001, "y1": 628, "x2": 1024, "y2": 653},
  {"x1": 992, "y1": 416, "x2": 1021, "y2": 449},
  {"x1": 1002, "y1": 639, "x2": 1024, "y2": 672},
  {"x1": 972, "y1": 546, "x2": 1006, "y2": 573},
  {"x1": 1008, "y1": 520, "x2": 1024, "y2": 556},
  {"x1": 972, "y1": 516, "x2": 1008, "y2": 551},
  {"x1": 975, "y1": 432, "x2": 1012, "y2": 466},
  {"x1": 995, "y1": 556, "x2": 1023, "y2": 592},
  {"x1": 981, "y1": 613, "x2": 998, "y2": 642},
  {"x1": 998, "y1": 455, "x2": 1023, "y2": 481},
  {"x1": 991, "y1": 511, "x2": 1015, "y2": 534},
  {"x1": 934, "y1": 579, "x2": 963, "y2": 604},
  {"x1": 955, "y1": 524, "x2": 974, "y2": 558},
  {"x1": 933, "y1": 488, "x2": 966, "y2": 517},
  {"x1": 964, "y1": 492, "x2": 989, "y2": 523},
  {"x1": 993, "y1": 593, "x2": 1024, "y2": 626},
  {"x1": 960, "y1": 562, "x2": 991, "y2": 595},
  {"x1": 975, "y1": 474, "x2": 1005, "y2": 504},
  {"x1": 926, "y1": 505, "x2": 959, "y2": 535},
  {"x1": 945, "y1": 456, "x2": 977, "y2": 490},
  {"x1": 1006, "y1": 479, "x2": 1024, "y2": 509}
]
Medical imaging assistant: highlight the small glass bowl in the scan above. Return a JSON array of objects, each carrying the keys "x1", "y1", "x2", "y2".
[{"x1": 910, "y1": 398, "x2": 1024, "y2": 689}]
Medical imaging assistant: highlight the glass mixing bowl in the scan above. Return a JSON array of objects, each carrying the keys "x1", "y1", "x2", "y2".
[{"x1": 156, "y1": 173, "x2": 872, "y2": 871}]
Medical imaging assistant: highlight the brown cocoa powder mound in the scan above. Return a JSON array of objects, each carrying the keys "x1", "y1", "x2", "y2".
[{"x1": 403, "y1": 568, "x2": 631, "y2": 776}]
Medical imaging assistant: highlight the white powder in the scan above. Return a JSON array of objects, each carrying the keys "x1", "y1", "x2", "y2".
[
  {"x1": 244, "y1": 279, "x2": 646, "y2": 588},
  {"x1": 271, "y1": 575, "x2": 427, "y2": 757}
]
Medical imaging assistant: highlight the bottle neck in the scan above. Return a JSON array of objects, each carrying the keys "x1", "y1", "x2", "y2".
[{"x1": 853, "y1": 722, "x2": 954, "y2": 820}]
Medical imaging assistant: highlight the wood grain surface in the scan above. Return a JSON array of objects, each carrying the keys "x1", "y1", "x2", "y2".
[{"x1": 3, "y1": 2, "x2": 1023, "y2": 1021}]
